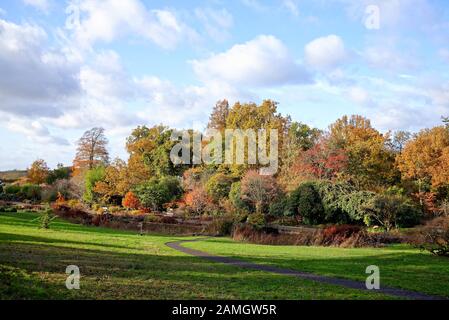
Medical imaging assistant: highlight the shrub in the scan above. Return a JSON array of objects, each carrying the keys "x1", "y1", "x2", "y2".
[
  {"x1": 4, "y1": 185, "x2": 21, "y2": 195},
  {"x1": 340, "y1": 191, "x2": 376, "y2": 222},
  {"x1": 240, "y1": 170, "x2": 281, "y2": 214},
  {"x1": 410, "y1": 217, "x2": 449, "y2": 257},
  {"x1": 205, "y1": 173, "x2": 234, "y2": 203},
  {"x1": 122, "y1": 191, "x2": 141, "y2": 210},
  {"x1": 207, "y1": 217, "x2": 235, "y2": 236},
  {"x1": 288, "y1": 182, "x2": 324, "y2": 225},
  {"x1": 184, "y1": 186, "x2": 213, "y2": 215},
  {"x1": 268, "y1": 195, "x2": 289, "y2": 216},
  {"x1": 229, "y1": 182, "x2": 248, "y2": 211},
  {"x1": 135, "y1": 177, "x2": 182, "y2": 212},
  {"x1": 246, "y1": 212, "x2": 266, "y2": 229},
  {"x1": 365, "y1": 194, "x2": 422, "y2": 231},
  {"x1": 20, "y1": 184, "x2": 41, "y2": 201}
]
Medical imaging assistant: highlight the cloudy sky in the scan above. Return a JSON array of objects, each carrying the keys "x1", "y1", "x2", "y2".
[{"x1": 1, "y1": 0, "x2": 449, "y2": 170}]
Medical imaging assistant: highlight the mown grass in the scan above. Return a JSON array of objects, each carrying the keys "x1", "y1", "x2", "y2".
[
  {"x1": 184, "y1": 237, "x2": 449, "y2": 298},
  {"x1": 0, "y1": 211, "x2": 394, "y2": 300}
]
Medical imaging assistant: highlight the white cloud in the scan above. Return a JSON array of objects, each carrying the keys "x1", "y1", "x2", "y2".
[
  {"x1": 192, "y1": 35, "x2": 311, "y2": 87},
  {"x1": 71, "y1": 0, "x2": 199, "y2": 50},
  {"x1": 5, "y1": 116, "x2": 69, "y2": 145},
  {"x1": 195, "y1": 8, "x2": 233, "y2": 42},
  {"x1": 304, "y1": 35, "x2": 346, "y2": 70},
  {"x1": 363, "y1": 45, "x2": 417, "y2": 71},
  {"x1": 0, "y1": 19, "x2": 80, "y2": 119},
  {"x1": 23, "y1": 0, "x2": 50, "y2": 13},
  {"x1": 282, "y1": 0, "x2": 299, "y2": 17}
]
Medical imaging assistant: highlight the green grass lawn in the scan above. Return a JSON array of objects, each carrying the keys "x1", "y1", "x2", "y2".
[
  {"x1": 0, "y1": 211, "x2": 397, "y2": 300},
  {"x1": 184, "y1": 237, "x2": 449, "y2": 298}
]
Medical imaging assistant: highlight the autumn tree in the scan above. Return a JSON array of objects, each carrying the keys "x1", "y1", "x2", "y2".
[
  {"x1": 278, "y1": 122, "x2": 322, "y2": 189},
  {"x1": 27, "y1": 159, "x2": 49, "y2": 185},
  {"x1": 208, "y1": 99, "x2": 229, "y2": 130},
  {"x1": 390, "y1": 131, "x2": 411, "y2": 153},
  {"x1": 240, "y1": 170, "x2": 281, "y2": 214},
  {"x1": 122, "y1": 191, "x2": 141, "y2": 210},
  {"x1": 73, "y1": 127, "x2": 109, "y2": 172},
  {"x1": 184, "y1": 186, "x2": 213, "y2": 215},
  {"x1": 397, "y1": 126, "x2": 449, "y2": 191},
  {"x1": 328, "y1": 115, "x2": 398, "y2": 189},
  {"x1": 222, "y1": 100, "x2": 289, "y2": 175},
  {"x1": 94, "y1": 159, "x2": 131, "y2": 204},
  {"x1": 292, "y1": 137, "x2": 348, "y2": 182}
]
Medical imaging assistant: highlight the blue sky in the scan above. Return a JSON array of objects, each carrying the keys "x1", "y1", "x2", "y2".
[{"x1": 1, "y1": 0, "x2": 449, "y2": 170}]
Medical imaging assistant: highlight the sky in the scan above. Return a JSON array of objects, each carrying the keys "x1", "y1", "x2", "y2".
[{"x1": 1, "y1": 0, "x2": 449, "y2": 171}]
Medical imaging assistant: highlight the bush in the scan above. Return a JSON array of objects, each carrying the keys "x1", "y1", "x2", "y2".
[
  {"x1": 184, "y1": 186, "x2": 214, "y2": 215},
  {"x1": 205, "y1": 173, "x2": 233, "y2": 203},
  {"x1": 122, "y1": 192, "x2": 141, "y2": 210},
  {"x1": 268, "y1": 195, "x2": 289, "y2": 216},
  {"x1": 20, "y1": 184, "x2": 41, "y2": 201},
  {"x1": 135, "y1": 177, "x2": 182, "y2": 212},
  {"x1": 365, "y1": 194, "x2": 422, "y2": 231},
  {"x1": 247, "y1": 212, "x2": 266, "y2": 229},
  {"x1": 288, "y1": 182, "x2": 324, "y2": 225},
  {"x1": 229, "y1": 182, "x2": 248, "y2": 211},
  {"x1": 4, "y1": 185, "x2": 21, "y2": 195},
  {"x1": 410, "y1": 217, "x2": 449, "y2": 257},
  {"x1": 207, "y1": 217, "x2": 235, "y2": 236}
]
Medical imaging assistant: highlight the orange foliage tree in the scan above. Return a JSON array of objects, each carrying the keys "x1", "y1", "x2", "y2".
[{"x1": 122, "y1": 191, "x2": 141, "y2": 210}]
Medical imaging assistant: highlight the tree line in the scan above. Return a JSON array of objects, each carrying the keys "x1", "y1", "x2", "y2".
[{"x1": 6, "y1": 100, "x2": 449, "y2": 230}]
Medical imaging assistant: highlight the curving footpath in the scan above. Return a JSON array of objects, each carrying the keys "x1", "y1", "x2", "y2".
[{"x1": 166, "y1": 239, "x2": 447, "y2": 300}]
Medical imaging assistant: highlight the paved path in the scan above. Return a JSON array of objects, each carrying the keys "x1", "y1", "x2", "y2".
[{"x1": 166, "y1": 238, "x2": 447, "y2": 300}]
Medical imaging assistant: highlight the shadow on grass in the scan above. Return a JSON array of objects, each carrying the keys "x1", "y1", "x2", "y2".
[{"x1": 0, "y1": 235, "x2": 395, "y2": 300}]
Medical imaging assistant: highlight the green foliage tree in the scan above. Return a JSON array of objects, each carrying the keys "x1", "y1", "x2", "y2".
[
  {"x1": 205, "y1": 173, "x2": 234, "y2": 203},
  {"x1": 364, "y1": 194, "x2": 422, "y2": 231},
  {"x1": 135, "y1": 177, "x2": 182, "y2": 212},
  {"x1": 83, "y1": 167, "x2": 106, "y2": 204},
  {"x1": 46, "y1": 164, "x2": 71, "y2": 185},
  {"x1": 287, "y1": 182, "x2": 324, "y2": 225}
]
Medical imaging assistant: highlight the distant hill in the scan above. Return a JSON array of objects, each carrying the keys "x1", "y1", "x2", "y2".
[{"x1": 0, "y1": 170, "x2": 27, "y2": 183}]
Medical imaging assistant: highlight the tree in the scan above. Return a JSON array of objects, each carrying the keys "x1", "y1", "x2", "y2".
[
  {"x1": 279, "y1": 122, "x2": 322, "y2": 190},
  {"x1": 46, "y1": 163, "x2": 71, "y2": 185},
  {"x1": 122, "y1": 192, "x2": 141, "y2": 210},
  {"x1": 127, "y1": 125, "x2": 187, "y2": 178},
  {"x1": 240, "y1": 170, "x2": 281, "y2": 214},
  {"x1": 292, "y1": 137, "x2": 348, "y2": 181},
  {"x1": 364, "y1": 194, "x2": 421, "y2": 231},
  {"x1": 205, "y1": 173, "x2": 234, "y2": 202},
  {"x1": 83, "y1": 167, "x2": 106, "y2": 204},
  {"x1": 328, "y1": 115, "x2": 398, "y2": 189},
  {"x1": 73, "y1": 127, "x2": 109, "y2": 171},
  {"x1": 27, "y1": 159, "x2": 49, "y2": 185},
  {"x1": 184, "y1": 186, "x2": 213, "y2": 215},
  {"x1": 397, "y1": 126, "x2": 449, "y2": 190},
  {"x1": 223, "y1": 100, "x2": 289, "y2": 175},
  {"x1": 390, "y1": 131, "x2": 411, "y2": 153},
  {"x1": 208, "y1": 99, "x2": 229, "y2": 130},
  {"x1": 94, "y1": 159, "x2": 134, "y2": 204},
  {"x1": 134, "y1": 177, "x2": 182, "y2": 212}
]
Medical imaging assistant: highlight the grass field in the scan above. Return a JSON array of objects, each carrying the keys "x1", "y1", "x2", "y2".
[
  {"x1": 184, "y1": 237, "x2": 449, "y2": 298},
  {"x1": 0, "y1": 211, "x2": 444, "y2": 300}
]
